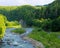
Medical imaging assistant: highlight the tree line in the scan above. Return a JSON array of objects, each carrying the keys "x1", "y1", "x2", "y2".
[{"x1": 0, "y1": 0, "x2": 60, "y2": 32}]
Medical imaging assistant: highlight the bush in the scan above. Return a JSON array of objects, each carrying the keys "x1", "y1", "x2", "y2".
[
  {"x1": 32, "y1": 18, "x2": 52, "y2": 31},
  {"x1": 11, "y1": 28, "x2": 25, "y2": 34},
  {"x1": 6, "y1": 21, "x2": 19, "y2": 26},
  {"x1": 51, "y1": 17, "x2": 60, "y2": 32},
  {"x1": 32, "y1": 19, "x2": 42, "y2": 27},
  {"x1": 41, "y1": 18, "x2": 52, "y2": 31},
  {"x1": 0, "y1": 14, "x2": 6, "y2": 39}
]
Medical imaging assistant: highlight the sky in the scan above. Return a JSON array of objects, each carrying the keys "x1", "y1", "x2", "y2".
[{"x1": 0, "y1": 0, "x2": 55, "y2": 6}]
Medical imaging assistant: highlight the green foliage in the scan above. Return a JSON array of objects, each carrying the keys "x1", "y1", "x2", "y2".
[
  {"x1": 0, "y1": 0, "x2": 59, "y2": 31},
  {"x1": 0, "y1": 28, "x2": 2, "y2": 34},
  {"x1": 0, "y1": 14, "x2": 6, "y2": 39},
  {"x1": 41, "y1": 18, "x2": 52, "y2": 31},
  {"x1": 28, "y1": 28, "x2": 60, "y2": 48},
  {"x1": 0, "y1": 6, "x2": 17, "y2": 11},
  {"x1": 51, "y1": 16, "x2": 60, "y2": 31},
  {"x1": 5, "y1": 21, "x2": 21, "y2": 28},
  {"x1": 32, "y1": 17, "x2": 60, "y2": 32},
  {"x1": 15, "y1": 5, "x2": 36, "y2": 26},
  {"x1": 32, "y1": 18, "x2": 52, "y2": 31},
  {"x1": 32, "y1": 19, "x2": 42, "y2": 27},
  {"x1": 11, "y1": 28, "x2": 25, "y2": 34},
  {"x1": 6, "y1": 21, "x2": 19, "y2": 26}
]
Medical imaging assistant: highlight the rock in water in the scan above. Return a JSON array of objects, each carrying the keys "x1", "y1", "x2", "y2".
[
  {"x1": 11, "y1": 41, "x2": 19, "y2": 46},
  {"x1": 0, "y1": 40, "x2": 4, "y2": 44}
]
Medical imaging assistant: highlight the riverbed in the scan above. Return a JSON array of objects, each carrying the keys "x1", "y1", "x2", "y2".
[{"x1": 0, "y1": 28, "x2": 35, "y2": 48}]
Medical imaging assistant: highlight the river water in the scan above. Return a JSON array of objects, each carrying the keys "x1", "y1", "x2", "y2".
[{"x1": 0, "y1": 28, "x2": 35, "y2": 48}]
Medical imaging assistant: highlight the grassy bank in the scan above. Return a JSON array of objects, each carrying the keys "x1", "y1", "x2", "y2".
[
  {"x1": 11, "y1": 28, "x2": 25, "y2": 34},
  {"x1": 6, "y1": 21, "x2": 21, "y2": 28},
  {"x1": 28, "y1": 28, "x2": 60, "y2": 48},
  {"x1": 6, "y1": 25, "x2": 21, "y2": 28}
]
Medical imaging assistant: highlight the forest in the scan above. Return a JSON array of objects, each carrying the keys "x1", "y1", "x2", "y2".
[
  {"x1": 0, "y1": 0, "x2": 60, "y2": 48},
  {"x1": 0, "y1": 0, "x2": 60, "y2": 31}
]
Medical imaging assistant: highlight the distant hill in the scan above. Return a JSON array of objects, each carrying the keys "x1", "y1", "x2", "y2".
[{"x1": 0, "y1": 6, "x2": 18, "y2": 11}]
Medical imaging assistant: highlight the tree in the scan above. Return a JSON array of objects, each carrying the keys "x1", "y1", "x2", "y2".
[
  {"x1": 51, "y1": 16, "x2": 60, "y2": 31},
  {"x1": 15, "y1": 5, "x2": 36, "y2": 26},
  {"x1": 0, "y1": 14, "x2": 6, "y2": 39}
]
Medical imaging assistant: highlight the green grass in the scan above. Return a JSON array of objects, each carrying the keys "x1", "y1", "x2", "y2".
[
  {"x1": 11, "y1": 28, "x2": 25, "y2": 34},
  {"x1": 28, "y1": 28, "x2": 60, "y2": 48},
  {"x1": 6, "y1": 21, "x2": 21, "y2": 28},
  {"x1": 6, "y1": 25, "x2": 21, "y2": 28},
  {"x1": 0, "y1": 6, "x2": 18, "y2": 11}
]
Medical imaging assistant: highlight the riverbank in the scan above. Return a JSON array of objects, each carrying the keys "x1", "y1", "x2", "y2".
[
  {"x1": 12, "y1": 27, "x2": 45, "y2": 48},
  {"x1": 22, "y1": 36, "x2": 45, "y2": 48},
  {"x1": 20, "y1": 28, "x2": 45, "y2": 48},
  {"x1": 7, "y1": 27, "x2": 60, "y2": 48},
  {"x1": 11, "y1": 28, "x2": 25, "y2": 34},
  {"x1": 28, "y1": 28, "x2": 60, "y2": 48}
]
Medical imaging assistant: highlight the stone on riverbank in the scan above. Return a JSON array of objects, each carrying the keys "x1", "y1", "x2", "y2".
[{"x1": 22, "y1": 36, "x2": 45, "y2": 48}]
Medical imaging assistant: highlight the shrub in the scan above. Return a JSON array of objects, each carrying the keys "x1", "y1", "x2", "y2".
[
  {"x1": 11, "y1": 28, "x2": 25, "y2": 34},
  {"x1": 41, "y1": 18, "x2": 52, "y2": 31},
  {"x1": 51, "y1": 17, "x2": 60, "y2": 32},
  {"x1": 6, "y1": 21, "x2": 19, "y2": 26},
  {"x1": 0, "y1": 14, "x2": 6, "y2": 39},
  {"x1": 32, "y1": 19, "x2": 42, "y2": 27},
  {"x1": 32, "y1": 18, "x2": 52, "y2": 31}
]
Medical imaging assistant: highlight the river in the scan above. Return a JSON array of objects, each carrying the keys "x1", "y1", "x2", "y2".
[{"x1": 0, "y1": 28, "x2": 35, "y2": 48}]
